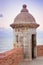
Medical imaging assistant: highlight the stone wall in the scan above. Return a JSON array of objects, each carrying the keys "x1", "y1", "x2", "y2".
[
  {"x1": 37, "y1": 45, "x2": 43, "y2": 56},
  {"x1": 0, "y1": 48, "x2": 24, "y2": 65},
  {"x1": 14, "y1": 27, "x2": 36, "y2": 60}
]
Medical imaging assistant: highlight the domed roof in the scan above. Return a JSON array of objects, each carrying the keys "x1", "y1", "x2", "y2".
[
  {"x1": 10, "y1": 4, "x2": 39, "y2": 28},
  {"x1": 14, "y1": 4, "x2": 35, "y2": 23}
]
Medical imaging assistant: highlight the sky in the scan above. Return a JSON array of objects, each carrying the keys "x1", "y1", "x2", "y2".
[
  {"x1": 0, "y1": 0, "x2": 43, "y2": 51},
  {"x1": 0, "y1": 0, "x2": 43, "y2": 31}
]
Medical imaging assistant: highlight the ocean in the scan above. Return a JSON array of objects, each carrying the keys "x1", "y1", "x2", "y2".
[{"x1": 0, "y1": 28, "x2": 14, "y2": 53}]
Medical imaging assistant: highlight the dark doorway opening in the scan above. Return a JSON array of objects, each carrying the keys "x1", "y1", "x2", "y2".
[{"x1": 32, "y1": 34, "x2": 36, "y2": 59}]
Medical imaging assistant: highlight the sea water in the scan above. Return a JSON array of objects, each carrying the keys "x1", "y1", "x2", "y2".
[{"x1": 0, "y1": 28, "x2": 14, "y2": 53}]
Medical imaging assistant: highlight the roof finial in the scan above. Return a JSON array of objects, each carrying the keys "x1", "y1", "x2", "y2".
[
  {"x1": 21, "y1": 4, "x2": 28, "y2": 12},
  {"x1": 23, "y1": 4, "x2": 27, "y2": 8}
]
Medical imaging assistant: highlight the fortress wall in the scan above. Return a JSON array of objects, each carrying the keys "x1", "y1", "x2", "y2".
[
  {"x1": 0, "y1": 48, "x2": 24, "y2": 65},
  {"x1": 37, "y1": 45, "x2": 43, "y2": 56}
]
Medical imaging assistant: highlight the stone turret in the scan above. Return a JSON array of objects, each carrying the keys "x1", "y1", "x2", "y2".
[{"x1": 10, "y1": 4, "x2": 39, "y2": 61}]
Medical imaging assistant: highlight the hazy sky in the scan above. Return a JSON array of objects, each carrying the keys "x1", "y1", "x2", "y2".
[{"x1": 0, "y1": 0, "x2": 43, "y2": 31}]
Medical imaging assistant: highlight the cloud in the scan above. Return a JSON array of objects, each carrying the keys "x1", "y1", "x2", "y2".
[{"x1": 0, "y1": 14, "x2": 3, "y2": 17}]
